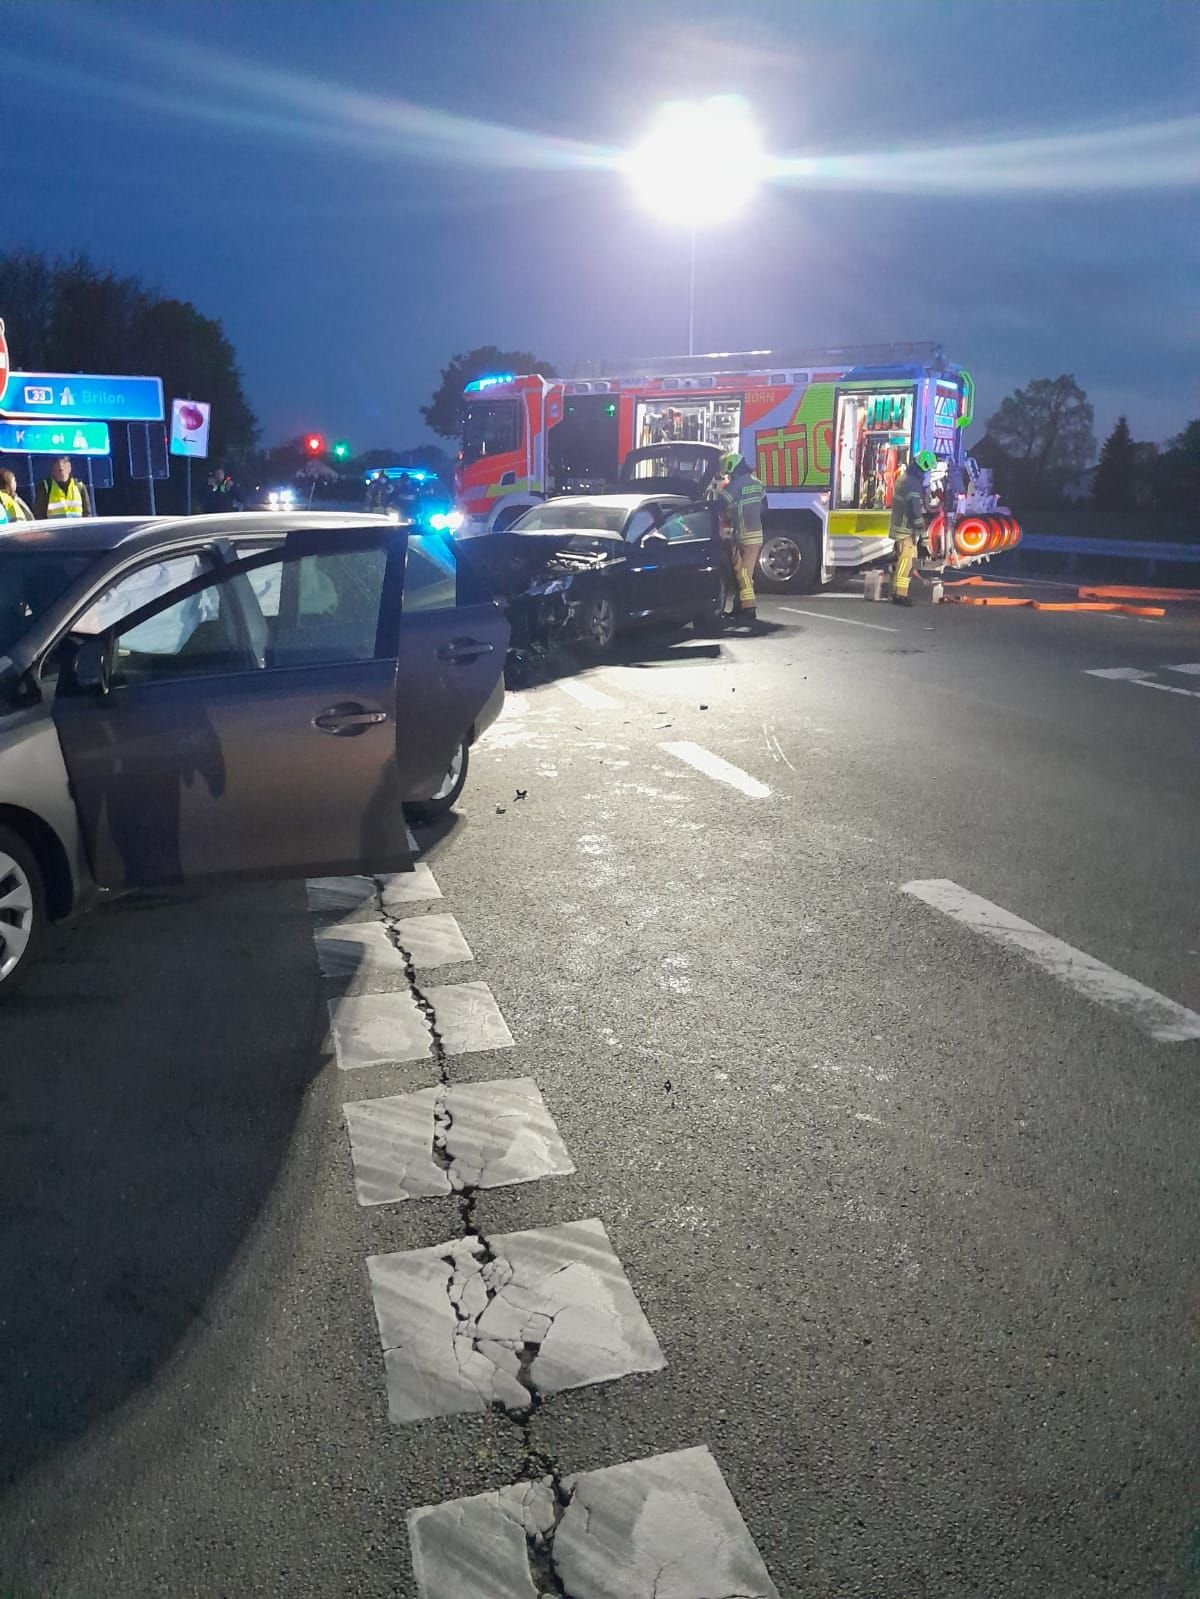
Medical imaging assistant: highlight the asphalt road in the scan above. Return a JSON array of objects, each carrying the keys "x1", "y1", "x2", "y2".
[{"x1": 1, "y1": 587, "x2": 1197, "y2": 1598}]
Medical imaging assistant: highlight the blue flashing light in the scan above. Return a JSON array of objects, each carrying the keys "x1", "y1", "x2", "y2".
[{"x1": 464, "y1": 373, "x2": 516, "y2": 393}]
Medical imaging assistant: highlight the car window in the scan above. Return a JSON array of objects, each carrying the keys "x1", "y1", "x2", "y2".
[
  {"x1": 107, "y1": 569, "x2": 251, "y2": 687},
  {"x1": 624, "y1": 510, "x2": 655, "y2": 542},
  {"x1": 74, "y1": 555, "x2": 209, "y2": 639},
  {"x1": 514, "y1": 502, "x2": 628, "y2": 533},
  {"x1": 404, "y1": 534, "x2": 457, "y2": 614},
  {"x1": 659, "y1": 509, "x2": 714, "y2": 543},
  {"x1": 247, "y1": 546, "x2": 391, "y2": 667}
]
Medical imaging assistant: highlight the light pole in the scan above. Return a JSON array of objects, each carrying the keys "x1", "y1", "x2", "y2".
[{"x1": 625, "y1": 96, "x2": 764, "y2": 359}]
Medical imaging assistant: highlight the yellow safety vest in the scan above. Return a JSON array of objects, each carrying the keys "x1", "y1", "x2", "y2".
[{"x1": 46, "y1": 479, "x2": 84, "y2": 517}]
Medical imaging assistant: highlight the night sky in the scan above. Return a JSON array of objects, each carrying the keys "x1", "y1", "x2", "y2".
[{"x1": 5, "y1": 0, "x2": 1197, "y2": 452}]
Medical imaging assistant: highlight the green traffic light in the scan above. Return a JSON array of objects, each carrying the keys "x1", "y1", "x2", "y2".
[{"x1": 332, "y1": 440, "x2": 351, "y2": 460}]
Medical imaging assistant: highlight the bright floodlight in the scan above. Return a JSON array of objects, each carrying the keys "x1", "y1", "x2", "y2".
[{"x1": 626, "y1": 96, "x2": 763, "y2": 224}]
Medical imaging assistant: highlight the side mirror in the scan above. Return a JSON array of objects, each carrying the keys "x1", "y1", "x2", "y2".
[
  {"x1": 639, "y1": 529, "x2": 668, "y2": 545},
  {"x1": 73, "y1": 636, "x2": 111, "y2": 695}
]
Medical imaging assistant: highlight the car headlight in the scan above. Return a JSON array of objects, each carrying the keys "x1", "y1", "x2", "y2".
[
  {"x1": 533, "y1": 577, "x2": 570, "y2": 596},
  {"x1": 428, "y1": 510, "x2": 464, "y2": 532}
]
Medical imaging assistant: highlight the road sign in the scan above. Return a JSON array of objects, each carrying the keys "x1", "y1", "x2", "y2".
[
  {"x1": 169, "y1": 398, "x2": 211, "y2": 458},
  {"x1": 0, "y1": 320, "x2": 9, "y2": 397},
  {"x1": 0, "y1": 371, "x2": 164, "y2": 423},
  {"x1": 128, "y1": 422, "x2": 169, "y2": 481},
  {"x1": 0, "y1": 420, "x2": 110, "y2": 455}
]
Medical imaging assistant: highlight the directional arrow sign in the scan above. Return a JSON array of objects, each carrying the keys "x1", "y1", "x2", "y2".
[
  {"x1": 0, "y1": 421, "x2": 111, "y2": 455},
  {"x1": 0, "y1": 372, "x2": 164, "y2": 422}
]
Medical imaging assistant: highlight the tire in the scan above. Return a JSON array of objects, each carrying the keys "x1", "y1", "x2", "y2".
[
  {"x1": 0, "y1": 824, "x2": 45, "y2": 1000},
  {"x1": 405, "y1": 740, "x2": 469, "y2": 823},
  {"x1": 692, "y1": 570, "x2": 733, "y2": 634},
  {"x1": 757, "y1": 527, "x2": 822, "y2": 594},
  {"x1": 575, "y1": 592, "x2": 618, "y2": 656}
]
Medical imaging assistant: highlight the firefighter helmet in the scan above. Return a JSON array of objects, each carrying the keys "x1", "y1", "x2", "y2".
[
  {"x1": 913, "y1": 450, "x2": 938, "y2": 472},
  {"x1": 719, "y1": 451, "x2": 744, "y2": 475}
]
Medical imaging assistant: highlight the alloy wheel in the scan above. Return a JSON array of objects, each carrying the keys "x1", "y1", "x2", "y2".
[
  {"x1": 431, "y1": 743, "x2": 465, "y2": 802},
  {"x1": 760, "y1": 537, "x2": 802, "y2": 584},
  {"x1": 589, "y1": 596, "x2": 616, "y2": 649},
  {"x1": 0, "y1": 851, "x2": 35, "y2": 983}
]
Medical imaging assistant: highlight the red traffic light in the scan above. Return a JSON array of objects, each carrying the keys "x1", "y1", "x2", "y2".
[{"x1": 305, "y1": 434, "x2": 324, "y2": 455}]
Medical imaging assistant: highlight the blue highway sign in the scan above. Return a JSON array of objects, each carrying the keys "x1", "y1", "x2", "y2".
[{"x1": 0, "y1": 372, "x2": 164, "y2": 423}]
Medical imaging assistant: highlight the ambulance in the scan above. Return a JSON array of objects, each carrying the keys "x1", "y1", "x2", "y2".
[{"x1": 454, "y1": 344, "x2": 1018, "y2": 591}]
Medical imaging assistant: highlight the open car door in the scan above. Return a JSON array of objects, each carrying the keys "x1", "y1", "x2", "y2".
[{"x1": 51, "y1": 526, "x2": 414, "y2": 891}]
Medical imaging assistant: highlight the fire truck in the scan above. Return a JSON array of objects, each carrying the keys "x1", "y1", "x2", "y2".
[{"x1": 454, "y1": 343, "x2": 1019, "y2": 592}]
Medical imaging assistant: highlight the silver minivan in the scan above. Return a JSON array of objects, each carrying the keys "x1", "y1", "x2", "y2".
[{"x1": 0, "y1": 512, "x2": 507, "y2": 996}]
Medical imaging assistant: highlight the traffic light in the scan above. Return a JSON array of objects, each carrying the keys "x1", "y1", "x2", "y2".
[
  {"x1": 332, "y1": 439, "x2": 351, "y2": 461},
  {"x1": 304, "y1": 433, "x2": 325, "y2": 456}
]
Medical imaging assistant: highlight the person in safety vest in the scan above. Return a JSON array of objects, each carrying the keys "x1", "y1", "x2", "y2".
[
  {"x1": 713, "y1": 450, "x2": 767, "y2": 629},
  {"x1": 0, "y1": 469, "x2": 33, "y2": 525},
  {"x1": 888, "y1": 450, "x2": 934, "y2": 607},
  {"x1": 34, "y1": 456, "x2": 92, "y2": 520}
]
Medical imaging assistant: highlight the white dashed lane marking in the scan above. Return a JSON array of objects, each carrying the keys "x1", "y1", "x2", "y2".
[
  {"x1": 904, "y1": 879, "x2": 1200, "y2": 1043},
  {"x1": 557, "y1": 678, "x2": 620, "y2": 709},
  {"x1": 367, "y1": 1217, "x2": 665, "y2": 1423},
  {"x1": 1168, "y1": 662, "x2": 1200, "y2": 675},
  {"x1": 779, "y1": 603, "x2": 899, "y2": 633},
  {"x1": 1084, "y1": 666, "x2": 1200, "y2": 699},
  {"x1": 660, "y1": 739, "x2": 771, "y2": 798},
  {"x1": 408, "y1": 1446, "x2": 780, "y2": 1599},
  {"x1": 342, "y1": 1077, "x2": 575, "y2": 1206}
]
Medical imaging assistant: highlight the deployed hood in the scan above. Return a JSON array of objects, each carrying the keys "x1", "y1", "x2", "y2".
[{"x1": 618, "y1": 442, "x2": 723, "y2": 498}]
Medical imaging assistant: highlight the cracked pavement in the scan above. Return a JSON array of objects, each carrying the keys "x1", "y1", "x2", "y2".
[{"x1": 1, "y1": 598, "x2": 1198, "y2": 1596}]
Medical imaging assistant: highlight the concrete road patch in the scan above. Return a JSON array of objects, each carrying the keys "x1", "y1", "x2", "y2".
[
  {"x1": 343, "y1": 1078, "x2": 575, "y2": 1206},
  {"x1": 408, "y1": 1445, "x2": 779, "y2": 1598},
  {"x1": 328, "y1": 989, "x2": 433, "y2": 1069},
  {"x1": 392, "y1": 913, "x2": 474, "y2": 969},
  {"x1": 424, "y1": 980, "x2": 515, "y2": 1055},
  {"x1": 314, "y1": 921, "x2": 409, "y2": 982},
  {"x1": 367, "y1": 1217, "x2": 665, "y2": 1422}
]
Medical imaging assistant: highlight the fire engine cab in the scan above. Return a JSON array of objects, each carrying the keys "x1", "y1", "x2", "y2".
[{"x1": 455, "y1": 344, "x2": 1019, "y2": 591}]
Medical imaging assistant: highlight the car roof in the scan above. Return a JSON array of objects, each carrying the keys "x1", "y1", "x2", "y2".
[
  {"x1": 535, "y1": 494, "x2": 689, "y2": 513},
  {"x1": 1, "y1": 510, "x2": 390, "y2": 558}
]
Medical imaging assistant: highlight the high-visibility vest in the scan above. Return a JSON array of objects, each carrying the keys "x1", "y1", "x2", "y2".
[
  {"x1": 718, "y1": 471, "x2": 766, "y2": 541},
  {"x1": 45, "y1": 479, "x2": 84, "y2": 517},
  {"x1": 0, "y1": 496, "x2": 9, "y2": 525}
]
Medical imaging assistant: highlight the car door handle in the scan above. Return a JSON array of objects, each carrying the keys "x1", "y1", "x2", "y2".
[
  {"x1": 313, "y1": 702, "x2": 389, "y2": 735},
  {"x1": 437, "y1": 639, "x2": 496, "y2": 664}
]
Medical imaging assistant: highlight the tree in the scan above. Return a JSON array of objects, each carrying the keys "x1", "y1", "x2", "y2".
[
  {"x1": 1091, "y1": 416, "x2": 1137, "y2": 511},
  {"x1": 984, "y1": 375, "x2": 1095, "y2": 506},
  {"x1": 1152, "y1": 419, "x2": 1200, "y2": 515},
  {"x1": 421, "y1": 346, "x2": 557, "y2": 439}
]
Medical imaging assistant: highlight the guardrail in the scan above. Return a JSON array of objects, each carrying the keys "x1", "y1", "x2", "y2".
[{"x1": 997, "y1": 531, "x2": 1200, "y2": 582}]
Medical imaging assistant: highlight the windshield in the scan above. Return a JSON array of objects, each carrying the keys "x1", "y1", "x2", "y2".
[
  {"x1": 512, "y1": 502, "x2": 628, "y2": 534},
  {"x1": 462, "y1": 399, "x2": 520, "y2": 465},
  {"x1": 0, "y1": 550, "x2": 99, "y2": 655}
]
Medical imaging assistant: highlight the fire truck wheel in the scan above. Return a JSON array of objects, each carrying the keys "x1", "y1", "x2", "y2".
[{"x1": 758, "y1": 528, "x2": 821, "y2": 594}]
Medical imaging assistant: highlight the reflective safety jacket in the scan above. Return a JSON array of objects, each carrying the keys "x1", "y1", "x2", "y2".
[
  {"x1": 716, "y1": 465, "x2": 767, "y2": 543},
  {"x1": 46, "y1": 478, "x2": 84, "y2": 517},
  {"x1": 888, "y1": 466, "x2": 927, "y2": 538}
]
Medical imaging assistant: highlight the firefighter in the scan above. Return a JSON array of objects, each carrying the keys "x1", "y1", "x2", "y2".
[
  {"x1": 714, "y1": 451, "x2": 767, "y2": 628},
  {"x1": 889, "y1": 449, "x2": 935, "y2": 607}
]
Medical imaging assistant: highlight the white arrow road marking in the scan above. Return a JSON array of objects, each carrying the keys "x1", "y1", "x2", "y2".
[{"x1": 904, "y1": 879, "x2": 1200, "y2": 1043}]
